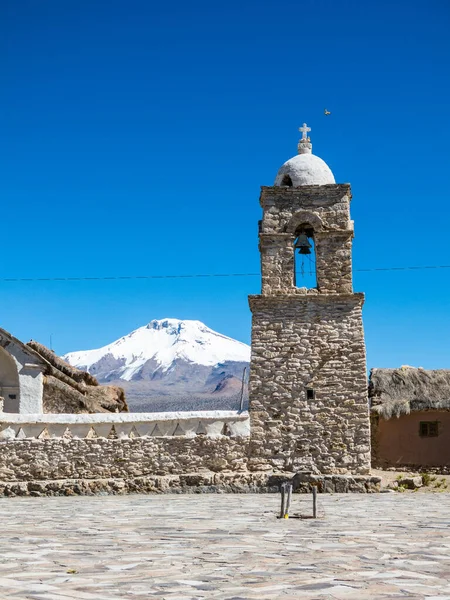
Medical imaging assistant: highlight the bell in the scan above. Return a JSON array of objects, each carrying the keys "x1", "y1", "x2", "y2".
[{"x1": 295, "y1": 233, "x2": 312, "y2": 255}]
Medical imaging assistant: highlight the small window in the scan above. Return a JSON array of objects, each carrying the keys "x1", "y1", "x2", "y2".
[
  {"x1": 306, "y1": 388, "x2": 315, "y2": 400},
  {"x1": 419, "y1": 421, "x2": 439, "y2": 437},
  {"x1": 8, "y1": 394, "x2": 16, "y2": 400}
]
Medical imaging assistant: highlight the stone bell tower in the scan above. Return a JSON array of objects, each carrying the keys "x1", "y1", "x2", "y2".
[{"x1": 248, "y1": 124, "x2": 370, "y2": 475}]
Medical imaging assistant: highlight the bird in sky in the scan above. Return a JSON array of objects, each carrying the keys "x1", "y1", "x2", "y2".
[{"x1": 324, "y1": 109, "x2": 331, "y2": 115}]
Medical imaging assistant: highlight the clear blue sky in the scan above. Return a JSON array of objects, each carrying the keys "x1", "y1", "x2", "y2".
[{"x1": 2, "y1": 0, "x2": 450, "y2": 369}]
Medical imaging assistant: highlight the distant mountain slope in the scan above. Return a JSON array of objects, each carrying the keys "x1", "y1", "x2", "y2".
[{"x1": 63, "y1": 319, "x2": 251, "y2": 411}]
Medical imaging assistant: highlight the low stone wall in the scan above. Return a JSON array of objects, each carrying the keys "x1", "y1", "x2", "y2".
[
  {"x1": 0, "y1": 472, "x2": 275, "y2": 496},
  {"x1": 292, "y1": 472, "x2": 380, "y2": 493},
  {"x1": 0, "y1": 436, "x2": 249, "y2": 482},
  {"x1": 0, "y1": 411, "x2": 251, "y2": 494},
  {"x1": 0, "y1": 472, "x2": 381, "y2": 497},
  {"x1": 0, "y1": 411, "x2": 380, "y2": 495}
]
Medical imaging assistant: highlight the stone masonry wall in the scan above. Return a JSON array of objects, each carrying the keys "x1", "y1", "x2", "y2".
[
  {"x1": 0, "y1": 430, "x2": 380, "y2": 496},
  {"x1": 260, "y1": 185, "x2": 352, "y2": 236},
  {"x1": 248, "y1": 181, "x2": 370, "y2": 475},
  {"x1": 0, "y1": 412, "x2": 257, "y2": 494},
  {"x1": 260, "y1": 234, "x2": 295, "y2": 293},
  {"x1": 259, "y1": 184, "x2": 355, "y2": 296},
  {"x1": 0, "y1": 436, "x2": 250, "y2": 482},
  {"x1": 315, "y1": 232, "x2": 353, "y2": 294},
  {"x1": 248, "y1": 294, "x2": 370, "y2": 475}
]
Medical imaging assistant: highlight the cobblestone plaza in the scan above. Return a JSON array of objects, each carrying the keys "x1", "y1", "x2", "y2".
[{"x1": 1, "y1": 493, "x2": 450, "y2": 599}]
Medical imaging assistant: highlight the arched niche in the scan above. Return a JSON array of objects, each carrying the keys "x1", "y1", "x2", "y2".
[
  {"x1": 0, "y1": 346, "x2": 20, "y2": 412},
  {"x1": 280, "y1": 174, "x2": 293, "y2": 187}
]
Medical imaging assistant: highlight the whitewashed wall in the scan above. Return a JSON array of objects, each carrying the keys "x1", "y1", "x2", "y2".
[
  {"x1": 0, "y1": 410, "x2": 250, "y2": 440},
  {"x1": 0, "y1": 341, "x2": 44, "y2": 413}
]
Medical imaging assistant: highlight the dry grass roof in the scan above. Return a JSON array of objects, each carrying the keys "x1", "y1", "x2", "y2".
[
  {"x1": 27, "y1": 341, "x2": 98, "y2": 386},
  {"x1": 369, "y1": 366, "x2": 450, "y2": 419},
  {"x1": 26, "y1": 340, "x2": 128, "y2": 414},
  {"x1": 43, "y1": 376, "x2": 127, "y2": 414}
]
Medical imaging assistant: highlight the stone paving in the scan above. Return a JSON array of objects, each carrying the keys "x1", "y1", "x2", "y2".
[{"x1": 1, "y1": 493, "x2": 450, "y2": 599}]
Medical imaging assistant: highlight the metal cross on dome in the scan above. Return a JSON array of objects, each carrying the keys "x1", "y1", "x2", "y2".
[{"x1": 299, "y1": 123, "x2": 311, "y2": 140}]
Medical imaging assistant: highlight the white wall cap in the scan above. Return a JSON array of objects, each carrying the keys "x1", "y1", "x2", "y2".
[{"x1": 0, "y1": 410, "x2": 249, "y2": 425}]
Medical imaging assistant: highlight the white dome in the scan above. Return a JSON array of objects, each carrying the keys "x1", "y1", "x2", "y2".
[{"x1": 275, "y1": 153, "x2": 335, "y2": 187}]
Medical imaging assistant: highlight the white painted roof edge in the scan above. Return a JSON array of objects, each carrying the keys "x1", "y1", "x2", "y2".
[{"x1": 0, "y1": 410, "x2": 249, "y2": 424}]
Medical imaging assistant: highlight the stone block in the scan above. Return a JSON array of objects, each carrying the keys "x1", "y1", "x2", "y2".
[{"x1": 398, "y1": 476, "x2": 423, "y2": 490}]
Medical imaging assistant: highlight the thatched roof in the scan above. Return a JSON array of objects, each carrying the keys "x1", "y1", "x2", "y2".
[
  {"x1": 369, "y1": 367, "x2": 450, "y2": 419},
  {"x1": 27, "y1": 341, "x2": 98, "y2": 386},
  {"x1": 43, "y1": 375, "x2": 127, "y2": 414},
  {"x1": 25, "y1": 340, "x2": 128, "y2": 414}
]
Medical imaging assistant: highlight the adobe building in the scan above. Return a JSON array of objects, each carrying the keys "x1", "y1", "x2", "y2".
[
  {"x1": 0, "y1": 329, "x2": 45, "y2": 413},
  {"x1": 0, "y1": 328, "x2": 127, "y2": 414},
  {"x1": 370, "y1": 366, "x2": 450, "y2": 470},
  {"x1": 248, "y1": 124, "x2": 371, "y2": 475}
]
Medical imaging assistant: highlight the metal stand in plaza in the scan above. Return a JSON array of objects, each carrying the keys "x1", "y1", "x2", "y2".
[
  {"x1": 279, "y1": 483, "x2": 318, "y2": 519},
  {"x1": 280, "y1": 482, "x2": 292, "y2": 518}
]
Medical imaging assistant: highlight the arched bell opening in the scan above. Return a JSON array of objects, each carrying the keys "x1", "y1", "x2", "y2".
[{"x1": 294, "y1": 225, "x2": 317, "y2": 289}]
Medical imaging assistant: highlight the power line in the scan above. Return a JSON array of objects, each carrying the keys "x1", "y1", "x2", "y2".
[
  {"x1": 0, "y1": 273, "x2": 258, "y2": 282},
  {"x1": 356, "y1": 265, "x2": 450, "y2": 272},
  {"x1": 0, "y1": 265, "x2": 450, "y2": 282}
]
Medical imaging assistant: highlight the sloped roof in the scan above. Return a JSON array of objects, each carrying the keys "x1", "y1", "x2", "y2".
[
  {"x1": 27, "y1": 341, "x2": 98, "y2": 387},
  {"x1": 0, "y1": 327, "x2": 46, "y2": 366},
  {"x1": 369, "y1": 366, "x2": 450, "y2": 419},
  {"x1": 25, "y1": 341, "x2": 128, "y2": 414}
]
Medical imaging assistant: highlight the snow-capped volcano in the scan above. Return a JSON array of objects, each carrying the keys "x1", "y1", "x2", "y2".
[
  {"x1": 64, "y1": 318, "x2": 250, "y2": 381},
  {"x1": 63, "y1": 319, "x2": 251, "y2": 411}
]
